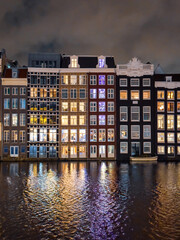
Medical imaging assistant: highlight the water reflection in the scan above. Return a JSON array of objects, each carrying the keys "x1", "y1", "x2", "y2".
[{"x1": 0, "y1": 162, "x2": 180, "y2": 240}]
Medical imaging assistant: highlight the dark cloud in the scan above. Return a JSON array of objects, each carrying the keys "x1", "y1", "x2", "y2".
[{"x1": 0, "y1": 0, "x2": 180, "y2": 72}]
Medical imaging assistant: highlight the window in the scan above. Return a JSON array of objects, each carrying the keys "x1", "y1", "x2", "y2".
[
  {"x1": 120, "y1": 107, "x2": 128, "y2": 121},
  {"x1": 143, "y1": 78, "x2": 150, "y2": 86},
  {"x1": 108, "y1": 145, "x2": 115, "y2": 158},
  {"x1": 120, "y1": 142, "x2": 128, "y2": 154},
  {"x1": 20, "y1": 114, "x2": 26, "y2": 126},
  {"x1": 107, "y1": 115, "x2": 114, "y2": 125},
  {"x1": 12, "y1": 114, "x2": 18, "y2": 126},
  {"x1": 131, "y1": 90, "x2": 139, "y2": 100},
  {"x1": 50, "y1": 76, "x2": 57, "y2": 85},
  {"x1": 107, "y1": 102, "x2": 114, "y2": 112},
  {"x1": 120, "y1": 90, "x2": 127, "y2": 100},
  {"x1": 157, "y1": 146, "x2": 165, "y2": 155},
  {"x1": 40, "y1": 89, "x2": 47, "y2": 98},
  {"x1": 12, "y1": 130, "x2": 18, "y2": 142},
  {"x1": 30, "y1": 88, "x2": 38, "y2": 97},
  {"x1": 99, "y1": 89, "x2": 105, "y2": 99},
  {"x1": 20, "y1": 99, "x2": 26, "y2": 109},
  {"x1": 167, "y1": 115, "x2": 174, "y2": 130},
  {"x1": 71, "y1": 58, "x2": 78, "y2": 68},
  {"x1": 30, "y1": 128, "x2": 37, "y2": 142},
  {"x1": 131, "y1": 107, "x2": 140, "y2": 121},
  {"x1": 107, "y1": 75, "x2": 114, "y2": 85},
  {"x1": 90, "y1": 129, "x2": 97, "y2": 142},
  {"x1": 90, "y1": 115, "x2": 97, "y2": 125},
  {"x1": 157, "y1": 115, "x2": 164, "y2": 129},
  {"x1": 143, "y1": 90, "x2": 150, "y2": 100},
  {"x1": 98, "y1": 58, "x2": 105, "y2": 68},
  {"x1": 79, "y1": 129, "x2": 86, "y2": 142},
  {"x1": 90, "y1": 145, "x2": 97, "y2": 158},
  {"x1": 62, "y1": 89, "x2": 68, "y2": 99},
  {"x1": 39, "y1": 146, "x2": 47, "y2": 158},
  {"x1": 131, "y1": 78, "x2": 139, "y2": 86},
  {"x1": 50, "y1": 116, "x2": 56, "y2": 124},
  {"x1": 70, "y1": 102, "x2": 77, "y2": 112},
  {"x1": 107, "y1": 89, "x2": 114, "y2": 99},
  {"x1": 4, "y1": 87, "x2": 10, "y2": 95},
  {"x1": 40, "y1": 76, "x2": 47, "y2": 85},
  {"x1": 143, "y1": 106, "x2": 151, "y2": 121},
  {"x1": 143, "y1": 125, "x2": 151, "y2": 139},
  {"x1": 30, "y1": 102, "x2": 38, "y2": 111},
  {"x1": 40, "y1": 115, "x2": 47, "y2": 124},
  {"x1": 143, "y1": 142, "x2": 151, "y2": 153},
  {"x1": 120, "y1": 79, "x2": 127, "y2": 87},
  {"x1": 70, "y1": 75, "x2": 77, "y2": 85},
  {"x1": 70, "y1": 89, "x2": 77, "y2": 99},
  {"x1": 12, "y1": 99, "x2": 18, "y2": 109},
  {"x1": 70, "y1": 116, "x2": 77, "y2": 125},
  {"x1": 99, "y1": 145, "x2": 106, "y2": 158},
  {"x1": 177, "y1": 115, "x2": 180, "y2": 129},
  {"x1": 61, "y1": 75, "x2": 68, "y2": 85},
  {"x1": 79, "y1": 102, "x2": 85, "y2": 112},
  {"x1": 79, "y1": 75, "x2": 86, "y2": 85},
  {"x1": 108, "y1": 129, "x2": 114, "y2": 141},
  {"x1": 50, "y1": 89, "x2": 57, "y2": 98},
  {"x1": 90, "y1": 102, "x2": 97, "y2": 112},
  {"x1": 131, "y1": 125, "x2": 140, "y2": 139},
  {"x1": 61, "y1": 116, "x2": 68, "y2": 125},
  {"x1": 177, "y1": 146, "x2": 180, "y2": 155},
  {"x1": 4, "y1": 146, "x2": 8, "y2": 154},
  {"x1": 4, "y1": 99, "x2": 10, "y2": 109},
  {"x1": 70, "y1": 129, "x2": 77, "y2": 142},
  {"x1": 120, "y1": 125, "x2": 128, "y2": 139},
  {"x1": 99, "y1": 75, "x2": 105, "y2": 85},
  {"x1": 167, "y1": 102, "x2": 174, "y2": 112},
  {"x1": 61, "y1": 129, "x2": 68, "y2": 142},
  {"x1": 177, "y1": 91, "x2": 180, "y2": 99},
  {"x1": 39, "y1": 128, "x2": 47, "y2": 142},
  {"x1": 80, "y1": 89, "x2": 86, "y2": 99},
  {"x1": 79, "y1": 115, "x2": 85, "y2": 125},
  {"x1": 49, "y1": 128, "x2": 56, "y2": 142},
  {"x1": 49, "y1": 102, "x2": 56, "y2": 111},
  {"x1": 167, "y1": 146, "x2": 175, "y2": 155},
  {"x1": 4, "y1": 130, "x2": 10, "y2": 142},
  {"x1": 49, "y1": 146, "x2": 57, "y2": 158},
  {"x1": 167, "y1": 91, "x2": 174, "y2": 100},
  {"x1": 99, "y1": 102, "x2": 105, "y2": 112},
  {"x1": 99, "y1": 129, "x2": 106, "y2": 142},
  {"x1": 12, "y1": 87, "x2": 18, "y2": 95},
  {"x1": 99, "y1": 115, "x2": 106, "y2": 125},
  {"x1": 167, "y1": 133, "x2": 174, "y2": 143},
  {"x1": 62, "y1": 102, "x2": 68, "y2": 112},
  {"x1": 177, "y1": 133, "x2": 180, "y2": 143},
  {"x1": 4, "y1": 114, "x2": 10, "y2": 126},
  {"x1": 90, "y1": 89, "x2": 97, "y2": 99},
  {"x1": 10, "y1": 146, "x2": 19, "y2": 157},
  {"x1": 79, "y1": 146, "x2": 86, "y2": 158},
  {"x1": 90, "y1": 75, "x2": 97, "y2": 85},
  {"x1": 61, "y1": 146, "x2": 68, "y2": 158},
  {"x1": 157, "y1": 102, "x2": 164, "y2": 112},
  {"x1": 19, "y1": 130, "x2": 25, "y2": 143},
  {"x1": 157, "y1": 91, "x2": 164, "y2": 99},
  {"x1": 21, "y1": 146, "x2": 26, "y2": 154},
  {"x1": 29, "y1": 146, "x2": 37, "y2": 158},
  {"x1": 166, "y1": 76, "x2": 172, "y2": 82},
  {"x1": 31, "y1": 75, "x2": 37, "y2": 84},
  {"x1": 177, "y1": 102, "x2": 180, "y2": 112},
  {"x1": 157, "y1": 132, "x2": 165, "y2": 143}
]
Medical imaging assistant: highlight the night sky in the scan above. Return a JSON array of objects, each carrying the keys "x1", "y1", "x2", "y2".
[{"x1": 0, "y1": 0, "x2": 180, "y2": 72}]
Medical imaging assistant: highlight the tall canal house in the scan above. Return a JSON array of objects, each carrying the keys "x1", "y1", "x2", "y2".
[{"x1": 0, "y1": 49, "x2": 180, "y2": 161}]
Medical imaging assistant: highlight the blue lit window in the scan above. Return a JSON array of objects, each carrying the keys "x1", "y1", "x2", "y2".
[
  {"x1": 99, "y1": 75, "x2": 105, "y2": 85},
  {"x1": 4, "y1": 99, "x2": 10, "y2": 109},
  {"x1": 20, "y1": 99, "x2": 26, "y2": 109},
  {"x1": 39, "y1": 146, "x2": 47, "y2": 158},
  {"x1": 99, "y1": 102, "x2": 106, "y2": 112},
  {"x1": 29, "y1": 146, "x2": 37, "y2": 158},
  {"x1": 90, "y1": 89, "x2": 97, "y2": 99},
  {"x1": 4, "y1": 146, "x2": 8, "y2": 154},
  {"x1": 21, "y1": 146, "x2": 26, "y2": 153},
  {"x1": 99, "y1": 89, "x2": 105, "y2": 99},
  {"x1": 99, "y1": 59, "x2": 105, "y2": 68},
  {"x1": 99, "y1": 115, "x2": 106, "y2": 125}
]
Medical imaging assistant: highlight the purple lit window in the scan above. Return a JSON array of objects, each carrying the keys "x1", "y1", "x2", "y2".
[
  {"x1": 99, "y1": 102, "x2": 106, "y2": 112},
  {"x1": 99, "y1": 115, "x2": 106, "y2": 125},
  {"x1": 99, "y1": 59, "x2": 105, "y2": 68},
  {"x1": 90, "y1": 89, "x2": 97, "y2": 99},
  {"x1": 99, "y1": 75, "x2": 105, "y2": 85},
  {"x1": 99, "y1": 89, "x2": 105, "y2": 99}
]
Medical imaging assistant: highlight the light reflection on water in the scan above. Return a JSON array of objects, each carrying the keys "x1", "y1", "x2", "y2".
[{"x1": 0, "y1": 162, "x2": 180, "y2": 240}]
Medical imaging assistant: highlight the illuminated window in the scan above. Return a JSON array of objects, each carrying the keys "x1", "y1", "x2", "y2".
[
  {"x1": 79, "y1": 102, "x2": 85, "y2": 112},
  {"x1": 40, "y1": 89, "x2": 47, "y2": 98},
  {"x1": 120, "y1": 79, "x2": 127, "y2": 87},
  {"x1": 120, "y1": 142, "x2": 128, "y2": 153},
  {"x1": 12, "y1": 114, "x2": 18, "y2": 126},
  {"x1": 70, "y1": 129, "x2": 77, "y2": 142},
  {"x1": 143, "y1": 142, "x2": 151, "y2": 153},
  {"x1": 108, "y1": 145, "x2": 115, "y2": 158},
  {"x1": 167, "y1": 133, "x2": 174, "y2": 143},
  {"x1": 30, "y1": 102, "x2": 38, "y2": 111},
  {"x1": 30, "y1": 128, "x2": 37, "y2": 142},
  {"x1": 143, "y1": 90, "x2": 150, "y2": 100},
  {"x1": 70, "y1": 75, "x2": 77, "y2": 85},
  {"x1": 167, "y1": 102, "x2": 174, "y2": 112},
  {"x1": 143, "y1": 125, "x2": 151, "y2": 139},
  {"x1": 131, "y1": 79, "x2": 139, "y2": 86},
  {"x1": 99, "y1": 115, "x2": 106, "y2": 125},
  {"x1": 107, "y1": 89, "x2": 114, "y2": 99},
  {"x1": 177, "y1": 115, "x2": 180, "y2": 130},
  {"x1": 50, "y1": 116, "x2": 56, "y2": 124},
  {"x1": 61, "y1": 146, "x2": 68, "y2": 158},
  {"x1": 167, "y1": 115, "x2": 174, "y2": 130},
  {"x1": 79, "y1": 129, "x2": 86, "y2": 142},
  {"x1": 40, "y1": 102, "x2": 47, "y2": 111},
  {"x1": 131, "y1": 107, "x2": 140, "y2": 121},
  {"x1": 107, "y1": 115, "x2": 114, "y2": 125},
  {"x1": 120, "y1": 107, "x2": 128, "y2": 121},
  {"x1": 99, "y1": 89, "x2": 105, "y2": 99},
  {"x1": 120, "y1": 90, "x2": 127, "y2": 100},
  {"x1": 4, "y1": 87, "x2": 10, "y2": 95},
  {"x1": 4, "y1": 114, "x2": 10, "y2": 126},
  {"x1": 79, "y1": 75, "x2": 86, "y2": 85},
  {"x1": 167, "y1": 146, "x2": 174, "y2": 155},
  {"x1": 30, "y1": 88, "x2": 37, "y2": 97},
  {"x1": 80, "y1": 89, "x2": 86, "y2": 99},
  {"x1": 12, "y1": 87, "x2": 18, "y2": 95},
  {"x1": 157, "y1": 132, "x2": 165, "y2": 143},
  {"x1": 62, "y1": 102, "x2": 68, "y2": 112},
  {"x1": 143, "y1": 106, "x2": 151, "y2": 121},
  {"x1": 70, "y1": 89, "x2": 77, "y2": 99},
  {"x1": 39, "y1": 128, "x2": 47, "y2": 142},
  {"x1": 177, "y1": 102, "x2": 180, "y2": 112},
  {"x1": 79, "y1": 146, "x2": 86, "y2": 158},
  {"x1": 99, "y1": 102, "x2": 105, "y2": 112},
  {"x1": 157, "y1": 146, "x2": 165, "y2": 154},
  {"x1": 99, "y1": 75, "x2": 105, "y2": 85},
  {"x1": 29, "y1": 146, "x2": 37, "y2": 158},
  {"x1": 98, "y1": 58, "x2": 105, "y2": 68},
  {"x1": 157, "y1": 102, "x2": 164, "y2": 112},
  {"x1": 19, "y1": 130, "x2": 25, "y2": 143},
  {"x1": 143, "y1": 78, "x2": 150, "y2": 86},
  {"x1": 157, "y1": 115, "x2": 164, "y2": 129},
  {"x1": 4, "y1": 99, "x2": 10, "y2": 109},
  {"x1": 61, "y1": 75, "x2": 68, "y2": 85},
  {"x1": 30, "y1": 115, "x2": 37, "y2": 124},
  {"x1": 131, "y1": 90, "x2": 139, "y2": 100},
  {"x1": 177, "y1": 91, "x2": 180, "y2": 99},
  {"x1": 157, "y1": 91, "x2": 164, "y2": 99},
  {"x1": 167, "y1": 91, "x2": 174, "y2": 100},
  {"x1": 61, "y1": 129, "x2": 68, "y2": 142},
  {"x1": 20, "y1": 114, "x2": 26, "y2": 126},
  {"x1": 11, "y1": 130, "x2": 18, "y2": 142},
  {"x1": 90, "y1": 115, "x2": 97, "y2": 125},
  {"x1": 177, "y1": 146, "x2": 180, "y2": 155},
  {"x1": 90, "y1": 102, "x2": 97, "y2": 112},
  {"x1": 61, "y1": 116, "x2": 68, "y2": 125},
  {"x1": 107, "y1": 75, "x2": 114, "y2": 85},
  {"x1": 20, "y1": 99, "x2": 26, "y2": 109},
  {"x1": 49, "y1": 146, "x2": 57, "y2": 158},
  {"x1": 90, "y1": 89, "x2": 97, "y2": 99},
  {"x1": 131, "y1": 125, "x2": 140, "y2": 139},
  {"x1": 177, "y1": 133, "x2": 180, "y2": 143},
  {"x1": 70, "y1": 116, "x2": 77, "y2": 125},
  {"x1": 12, "y1": 98, "x2": 18, "y2": 109},
  {"x1": 99, "y1": 129, "x2": 106, "y2": 142},
  {"x1": 108, "y1": 129, "x2": 114, "y2": 142},
  {"x1": 72, "y1": 58, "x2": 78, "y2": 68},
  {"x1": 90, "y1": 75, "x2": 97, "y2": 85},
  {"x1": 40, "y1": 115, "x2": 47, "y2": 125},
  {"x1": 4, "y1": 130, "x2": 10, "y2": 142},
  {"x1": 49, "y1": 128, "x2": 56, "y2": 142},
  {"x1": 39, "y1": 146, "x2": 47, "y2": 158},
  {"x1": 107, "y1": 102, "x2": 114, "y2": 112},
  {"x1": 50, "y1": 89, "x2": 57, "y2": 98},
  {"x1": 120, "y1": 125, "x2": 128, "y2": 139},
  {"x1": 79, "y1": 115, "x2": 85, "y2": 125},
  {"x1": 90, "y1": 145, "x2": 97, "y2": 158},
  {"x1": 90, "y1": 129, "x2": 97, "y2": 142},
  {"x1": 99, "y1": 145, "x2": 106, "y2": 158},
  {"x1": 62, "y1": 89, "x2": 68, "y2": 99},
  {"x1": 70, "y1": 102, "x2": 77, "y2": 112}
]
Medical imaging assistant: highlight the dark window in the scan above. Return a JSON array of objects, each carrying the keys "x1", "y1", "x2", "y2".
[{"x1": 4, "y1": 146, "x2": 8, "y2": 154}]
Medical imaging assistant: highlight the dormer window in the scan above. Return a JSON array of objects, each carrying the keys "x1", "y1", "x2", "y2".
[
  {"x1": 72, "y1": 58, "x2": 77, "y2": 68},
  {"x1": 99, "y1": 58, "x2": 105, "y2": 68},
  {"x1": 166, "y1": 76, "x2": 172, "y2": 82},
  {"x1": 97, "y1": 56, "x2": 107, "y2": 68},
  {"x1": 69, "y1": 55, "x2": 79, "y2": 68},
  {"x1": 12, "y1": 69, "x2": 18, "y2": 78}
]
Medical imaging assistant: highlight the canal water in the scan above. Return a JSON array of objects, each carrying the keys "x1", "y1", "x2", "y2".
[{"x1": 0, "y1": 162, "x2": 180, "y2": 240}]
